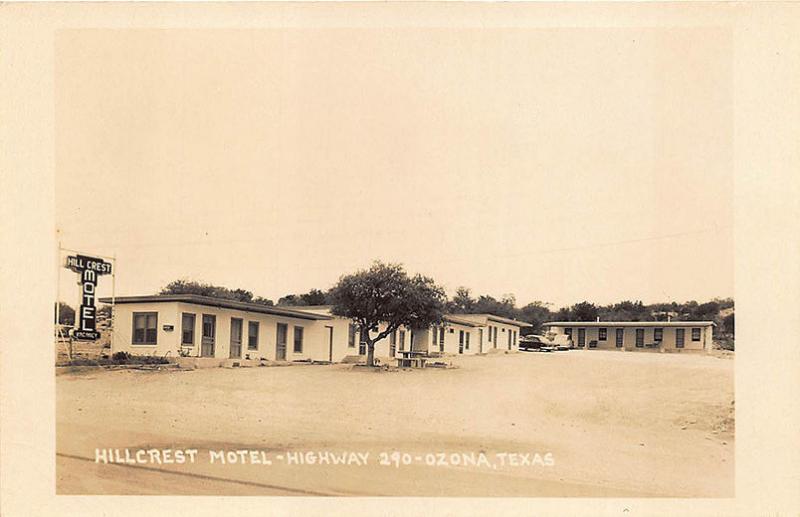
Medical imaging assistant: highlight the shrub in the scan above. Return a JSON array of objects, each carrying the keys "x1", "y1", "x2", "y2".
[{"x1": 111, "y1": 351, "x2": 131, "y2": 364}]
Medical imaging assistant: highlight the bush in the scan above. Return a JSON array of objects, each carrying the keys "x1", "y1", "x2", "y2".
[
  {"x1": 111, "y1": 351, "x2": 131, "y2": 364},
  {"x1": 135, "y1": 355, "x2": 170, "y2": 365}
]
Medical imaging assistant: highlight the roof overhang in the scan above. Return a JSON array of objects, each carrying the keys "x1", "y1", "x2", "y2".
[
  {"x1": 98, "y1": 295, "x2": 333, "y2": 321},
  {"x1": 544, "y1": 321, "x2": 715, "y2": 327}
]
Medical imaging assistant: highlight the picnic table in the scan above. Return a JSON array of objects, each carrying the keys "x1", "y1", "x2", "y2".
[{"x1": 396, "y1": 350, "x2": 427, "y2": 368}]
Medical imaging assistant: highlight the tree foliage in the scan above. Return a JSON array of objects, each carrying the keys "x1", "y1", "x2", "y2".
[
  {"x1": 278, "y1": 288, "x2": 330, "y2": 306},
  {"x1": 160, "y1": 279, "x2": 274, "y2": 305},
  {"x1": 55, "y1": 302, "x2": 75, "y2": 326},
  {"x1": 328, "y1": 261, "x2": 446, "y2": 367}
]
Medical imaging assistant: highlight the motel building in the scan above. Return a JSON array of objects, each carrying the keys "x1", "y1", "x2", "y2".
[
  {"x1": 544, "y1": 321, "x2": 715, "y2": 352},
  {"x1": 99, "y1": 295, "x2": 530, "y2": 365}
]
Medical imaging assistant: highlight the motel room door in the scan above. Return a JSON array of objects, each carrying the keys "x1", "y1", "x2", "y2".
[
  {"x1": 229, "y1": 318, "x2": 243, "y2": 359},
  {"x1": 201, "y1": 314, "x2": 216, "y2": 357},
  {"x1": 276, "y1": 323, "x2": 288, "y2": 360},
  {"x1": 325, "y1": 326, "x2": 334, "y2": 362}
]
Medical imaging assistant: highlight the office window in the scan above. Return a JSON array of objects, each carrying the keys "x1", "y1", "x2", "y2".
[
  {"x1": 348, "y1": 324, "x2": 356, "y2": 348},
  {"x1": 181, "y1": 313, "x2": 195, "y2": 345},
  {"x1": 692, "y1": 328, "x2": 701, "y2": 341},
  {"x1": 293, "y1": 326, "x2": 304, "y2": 353},
  {"x1": 635, "y1": 329, "x2": 644, "y2": 347},
  {"x1": 399, "y1": 330, "x2": 406, "y2": 351},
  {"x1": 615, "y1": 328, "x2": 624, "y2": 347},
  {"x1": 577, "y1": 328, "x2": 586, "y2": 347},
  {"x1": 133, "y1": 312, "x2": 158, "y2": 345},
  {"x1": 599, "y1": 328, "x2": 607, "y2": 341},
  {"x1": 654, "y1": 328, "x2": 663, "y2": 342},
  {"x1": 248, "y1": 321, "x2": 259, "y2": 350},
  {"x1": 676, "y1": 328, "x2": 685, "y2": 348}
]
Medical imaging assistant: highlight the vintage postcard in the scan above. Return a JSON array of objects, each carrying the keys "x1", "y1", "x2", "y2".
[{"x1": 1, "y1": 2, "x2": 799, "y2": 516}]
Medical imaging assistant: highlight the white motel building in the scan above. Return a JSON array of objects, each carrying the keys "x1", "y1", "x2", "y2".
[
  {"x1": 544, "y1": 321, "x2": 715, "y2": 352},
  {"x1": 99, "y1": 295, "x2": 530, "y2": 364}
]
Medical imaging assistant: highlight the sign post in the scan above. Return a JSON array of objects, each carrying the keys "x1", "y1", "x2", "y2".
[{"x1": 64, "y1": 253, "x2": 114, "y2": 341}]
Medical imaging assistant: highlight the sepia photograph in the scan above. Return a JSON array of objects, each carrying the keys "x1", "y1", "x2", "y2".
[
  {"x1": 53, "y1": 24, "x2": 735, "y2": 498},
  {"x1": 1, "y1": 2, "x2": 799, "y2": 516}
]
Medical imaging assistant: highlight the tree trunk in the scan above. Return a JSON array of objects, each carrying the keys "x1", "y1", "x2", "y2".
[{"x1": 366, "y1": 341, "x2": 375, "y2": 367}]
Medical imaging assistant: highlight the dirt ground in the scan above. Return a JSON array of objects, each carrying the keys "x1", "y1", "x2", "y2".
[{"x1": 56, "y1": 350, "x2": 734, "y2": 497}]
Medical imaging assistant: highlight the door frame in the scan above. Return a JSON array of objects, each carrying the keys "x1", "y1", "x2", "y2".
[
  {"x1": 325, "y1": 325, "x2": 334, "y2": 362},
  {"x1": 201, "y1": 314, "x2": 216, "y2": 357},
  {"x1": 229, "y1": 317, "x2": 243, "y2": 359},
  {"x1": 276, "y1": 322, "x2": 288, "y2": 360}
]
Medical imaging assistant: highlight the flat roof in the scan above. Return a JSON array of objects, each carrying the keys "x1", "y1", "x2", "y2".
[
  {"x1": 451, "y1": 313, "x2": 532, "y2": 327},
  {"x1": 545, "y1": 321, "x2": 715, "y2": 327},
  {"x1": 443, "y1": 315, "x2": 484, "y2": 327},
  {"x1": 99, "y1": 295, "x2": 333, "y2": 321}
]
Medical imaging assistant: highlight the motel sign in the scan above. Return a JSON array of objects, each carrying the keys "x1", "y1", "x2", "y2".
[{"x1": 65, "y1": 254, "x2": 113, "y2": 341}]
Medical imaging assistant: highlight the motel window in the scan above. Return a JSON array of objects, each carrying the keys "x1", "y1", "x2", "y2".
[
  {"x1": 248, "y1": 321, "x2": 259, "y2": 350},
  {"x1": 692, "y1": 328, "x2": 702, "y2": 341},
  {"x1": 132, "y1": 312, "x2": 158, "y2": 345},
  {"x1": 181, "y1": 313, "x2": 195, "y2": 345},
  {"x1": 488, "y1": 326, "x2": 492, "y2": 342},
  {"x1": 439, "y1": 327, "x2": 445, "y2": 348},
  {"x1": 399, "y1": 330, "x2": 406, "y2": 351},
  {"x1": 565, "y1": 327, "x2": 573, "y2": 340},
  {"x1": 577, "y1": 328, "x2": 586, "y2": 347},
  {"x1": 654, "y1": 328, "x2": 663, "y2": 342},
  {"x1": 493, "y1": 327, "x2": 498, "y2": 346},
  {"x1": 449, "y1": 328, "x2": 454, "y2": 334},
  {"x1": 466, "y1": 332, "x2": 470, "y2": 350},
  {"x1": 599, "y1": 328, "x2": 607, "y2": 341},
  {"x1": 293, "y1": 326, "x2": 304, "y2": 353},
  {"x1": 676, "y1": 328, "x2": 685, "y2": 348},
  {"x1": 391, "y1": 330, "x2": 397, "y2": 346},
  {"x1": 635, "y1": 329, "x2": 644, "y2": 347},
  {"x1": 430, "y1": 327, "x2": 436, "y2": 346},
  {"x1": 348, "y1": 324, "x2": 356, "y2": 348},
  {"x1": 615, "y1": 328, "x2": 624, "y2": 347}
]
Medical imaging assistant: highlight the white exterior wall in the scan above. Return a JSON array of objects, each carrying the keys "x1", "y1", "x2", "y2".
[
  {"x1": 175, "y1": 302, "x2": 328, "y2": 361},
  {"x1": 112, "y1": 301, "x2": 331, "y2": 361},
  {"x1": 483, "y1": 322, "x2": 520, "y2": 351},
  {"x1": 550, "y1": 325, "x2": 712, "y2": 352},
  {"x1": 111, "y1": 301, "x2": 181, "y2": 358}
]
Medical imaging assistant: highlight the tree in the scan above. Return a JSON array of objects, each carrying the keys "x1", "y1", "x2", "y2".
[
  {"x1": 279, "y1": 289, "x2": 330, "y2": 306},
  {"x1": 722, "y1": 312, "x2": 734, "y2": 335},
  {"x1": 328, "y1": 261, "x2": 447, "y2": 367},
  {"x1": 447, "y1": 286, "x2": 476, "y2": 313},
  {"x1": 570, "y1": 301, "x2": 599, "y2": 322},
  {"x1": 55, "y1": 302, "x2": 75, "y2": 326},
  {"x1": 160, "y1": 279, "x2": 272, "y2": 305},
  {"x1": 519, "y1": 302, "x2": 552, "y2": 335}
]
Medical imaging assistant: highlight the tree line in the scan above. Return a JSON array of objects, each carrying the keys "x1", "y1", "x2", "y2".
[
  {"x1": 55, "y1": 270, "x2": 735, "y2": 339},
  {"x1": 155, "y1": 277, "x2": 734, "y2": 336}
]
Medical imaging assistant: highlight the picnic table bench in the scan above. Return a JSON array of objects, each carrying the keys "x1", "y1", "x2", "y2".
[{"x1": 396, "y1": 350, "x2": 427, "y2": 368}]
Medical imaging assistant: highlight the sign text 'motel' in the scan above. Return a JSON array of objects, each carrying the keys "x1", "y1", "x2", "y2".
[{"x1": 65, "y1": 254, "x2": 112, "y2": 341}]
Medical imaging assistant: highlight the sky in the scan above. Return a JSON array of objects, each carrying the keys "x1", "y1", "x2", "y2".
[{"x1": 55, "y1": 28, "x2": 733, "y2": 309}]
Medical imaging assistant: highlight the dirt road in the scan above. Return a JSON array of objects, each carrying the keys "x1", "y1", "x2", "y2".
[{"x1": 56, "y1": 350, "x2": 734, "y2": 496}]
